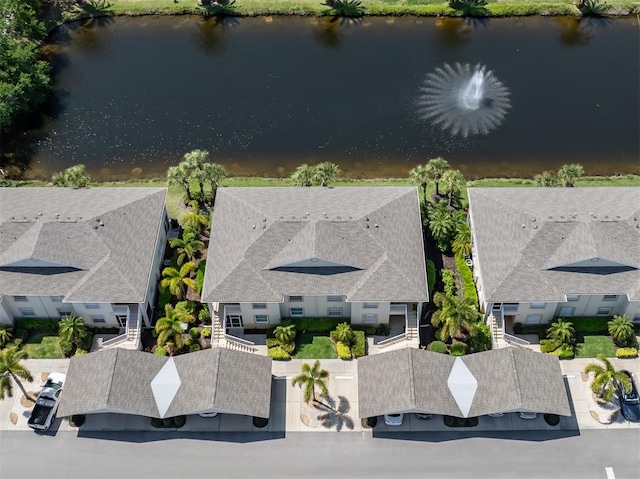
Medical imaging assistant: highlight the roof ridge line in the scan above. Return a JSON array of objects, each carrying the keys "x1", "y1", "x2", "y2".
[
  {"x1": 103, "y1": 349, "x2": 119, "y2": 410},
  {"x1": 408, "y1": 350, "x2": 417, "y2": 408},
  {"x1": 509, "y1": 349, "x2": 525, "y2": 410}
]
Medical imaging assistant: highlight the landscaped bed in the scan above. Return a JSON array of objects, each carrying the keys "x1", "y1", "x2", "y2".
[
  {"x1": 574, "y1": 335, "x2": 616, "y2": 359},
  {"x1": 293, "y1": 334, "x2": 338, "y2": 360},
  {"x1": 21, "y1": 334, "x2": 63, "y2": 359}
]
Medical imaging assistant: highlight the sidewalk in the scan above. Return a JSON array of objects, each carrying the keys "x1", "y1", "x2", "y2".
[{"x1": 1, "y1": 356, "x2": 639, "y2": 435}]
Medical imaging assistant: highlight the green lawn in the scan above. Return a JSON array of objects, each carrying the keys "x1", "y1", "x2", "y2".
[
  {"x1": 574, "y1": 335, "x2": 616, "y2": 358},
  {"x1": 293, "y1": 334, "x2": 338, "y2": 359},
  {"x1": 21, "y1": 334, "x2": 63, "y2": 359}
]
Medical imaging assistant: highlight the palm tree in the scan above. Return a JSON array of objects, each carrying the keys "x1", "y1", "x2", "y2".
[
  {"x1": 409, "y1": 165, "x2": 430, "y2": 203},
  {"x1": 428, "y1": 203, "x2": 455, "y2": 251},
  {"x1": 557, "y1": 163, "x2": 585, "y2": 187},
  {"x1": 174, "y1": 301, "x2": 197, "y2": 325},
  {"x1": 431, "y1": 292, "x2": 479, "y2": 342},
  {"x1": 155, "y1": 304, "x2": 185, "y2": 350},
  {"x1": 440, "y1": 169, "x2": 466, "y2": 207},
  {"x1": 546, "y1": 318, "x2": 575, "y2": 348},
  {"x1": 167, "y1": 164, "x2": 192, "y2": 200},
  {"x1": 58, "y1": 314, "x2": 88, "y2": 348},
  {"x1": 160, "y1": 262, "x2": 198, "y2": 300},
  {"x1": 291, "y1": 360, "x2": 329, "y2": 404},
  {"x1": 0, "y1": 346, "x2": 34, "y2": 401},
  {"x1": 201, "y1": 162, "x2": 228, "y2": 198},
  {"x1": 534, "y1": 171, "x2": 558, "y2": 187},
  {"x1": 333, "y1": 322, "x2": 354, "y2": 346},
  {"x1": 314, "y1": 162, "x2": 340, "y2": 187},
  {"x1": 0, "y1": 328, "x2": 13, "y2": 347},
  {"x1": 182, "y1": 202, "x2": 210, "y2": 236},
  {"x1": 63, "y1": 164, "x2": 92, "y2": 188},
  {"x1": 608, "y1": 314, "x2": 635, "y2": 345},
  {"x1": 169, "y1": 231, "x2": 204, "y2": 266},
  {"x1": 425, "y1": 157, "x2": 450, "y2": 197},
  {"x1": 51, "y1": 171, "x2": 67, "y2": 186},
  {"x1": 584, "y1": 354, "x2": 631, "y2": 402},
  {"x1": 273, "y1": 324, "x2": 297, "y2": 344},
  {"x1": 452, "y1": 222, "x2": 471, "y2": 258},
  {"x1": 290, "y1": 164, "x2": 316, "y2": 187}
]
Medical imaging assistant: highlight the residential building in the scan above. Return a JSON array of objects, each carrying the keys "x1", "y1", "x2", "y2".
[{"x1": 467, "y1": 187, "x2": 640, "y2": 332}]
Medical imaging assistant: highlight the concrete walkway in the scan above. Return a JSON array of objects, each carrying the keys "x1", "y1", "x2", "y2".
[{"x1": 1, "y1": 355, "x2": 639, "y2": 435}]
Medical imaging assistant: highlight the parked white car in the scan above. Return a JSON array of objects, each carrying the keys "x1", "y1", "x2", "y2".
[
  {"x1": 384, "y1": 413, "x2": 404, "y2": 426},
  {"x1": 519, "y1": 412, "x2": 538, "y2": 420},
  {"x1": 28, "y1": 373, "x2": 66, "y2": 431}
]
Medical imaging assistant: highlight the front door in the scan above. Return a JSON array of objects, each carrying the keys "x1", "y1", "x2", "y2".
[{"x1": 227, "y1": 315, "x2": 243, "y2": 328}]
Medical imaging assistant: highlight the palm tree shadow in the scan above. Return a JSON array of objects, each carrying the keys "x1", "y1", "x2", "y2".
[
  {"x1": 313, "y1": 16, "x2": 363, "y2": 49},
  {"x1": 555, "y1": 16, "x2": 614, "y2": 47},
  {"x1": 194, "y1": 16, "x2": 239, "y2": 54},
  {"x1": 316, "y1": 395, "x2": 355, "y2": 432}
]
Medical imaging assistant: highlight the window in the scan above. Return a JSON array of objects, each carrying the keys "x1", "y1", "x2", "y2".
[
  {"x1": 252, "y1": 303, "x2": 267, "y2": 310},
  {"x1": 91, "y1": 315, "x2": 105, "y2": 323},
  {"x1": 558, "y1": 307, "x2": 574, "y2": 317},
  {"x1": 503, "y1": 303, "x2": 519, "y2": 312},
  {"x1": 362, "y1": 314, "x2": 378, "y2": 324},
  {"x1": 290, "y1": 308, "x2": 304, "y2": 318},
  {"x1": 597, "y1": 307, "x2": 612, "y2": 316},
  {"x1": 531, "y1": 302, "x2": 546, "y2": 309},
  {"x1": 50, "y1": 295, "x2": 64, "y2": 302},
  {"x1": 85, "y1": 303, "x2": 100, "y2": 309},
  {"x1": 525, "y1": 314, "x2": 542, "y2": 324},
  {"x1": 57, "y1": 308, "x2": 72, "y2": 317},
  {"x1": 13, "y1": 296, "x2": 28, "y2": 302},
  {"x1": 254, "y1": 315, "x2": 269, "y2": 324},
  {"x1": 288, "y1": 296, "x2": 303, "y2": 303},
  {"x1": 363, "y1": 302, "x2": 378, "y2": 309},
  {"x1": 327, "y1": 307, "x2": 343, "y2": 318},
  {"x1": 603, "y1": 295, "x2": 618, "y2": 301},
  {"x1": 566, "y1": 294, "x2": 579, "y2": 302},
  {"x1": 19, "y1": 308, "x2": 35, "y2": 317},
  {"x1": 327, "y1": 295, "x2": 342, "y2": 302}
]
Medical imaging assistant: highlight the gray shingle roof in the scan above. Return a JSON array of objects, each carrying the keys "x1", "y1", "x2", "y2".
[
  {"x1": 202, "y1": 187, "x2": 429, "y2": 303},
  {"x1": 0, "y1": 188, "x2": 167, "y2": 303},
  {"x1": 357, "y1": 348, "x2": 570, "y2": 418},
  {"x1": 58, "y1": 348, "x2": 273, "y2": 419},
  {"x1": 467, "y1": 187, "x2": 640, "y2": 302}
]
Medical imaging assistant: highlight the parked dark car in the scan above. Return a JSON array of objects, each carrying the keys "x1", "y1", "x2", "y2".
[
  {"x1": 616, "y1": 370, "x2": 640, "y2": 422},
  {"x1": 28, "y1": 373, "x2": 65, "y2": 431}
]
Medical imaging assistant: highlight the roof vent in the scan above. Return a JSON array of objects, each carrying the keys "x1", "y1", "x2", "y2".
[
  {"x1": 521, "y1": 224, "x2": 525, "y2": 228},
  {"x1": 252, "y1": 224, "x2": 256, "y2": 229},
  {"x1": 374, "y1": 224, "x2": 379, "y2": 228}
]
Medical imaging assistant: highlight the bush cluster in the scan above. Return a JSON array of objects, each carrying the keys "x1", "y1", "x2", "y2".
[
  {"x1": 154, "y1": 346, "x2": 168, "y2": 356},
  {"x1": 570, "y1": 317, "x2": 609, "y2": 334},
  {"x1": 539, "y1": 339, "x2": 558, "y2": 354},
  {"x1": 279, "y1": 341, "x2": 296, "y2": 354},
  {"x1": 15, "y1": 318, "x2": 59, "y2": 331},
  {"x1": 442, "y1": 269, "x2": 456, "y2": 297},
  {"x1": 352, "y1": 331, "x2": 366, "y2": 357},
  {"x1": 470, "y1": 323, "x2": 492, "y2": 352},
  {"x1": 428, "y1": 340, "x2": 447, "y2": 354},
  {"x1": 291, "y1": 318, "x2": 344, "y2": 332},
  {"x1": 426, "y1": 259, "x2": 437, "y2": 297},
  {"x1": 267, "y1": 346, "x2": 290, "y2": 360},
  {"x1": 265, "y1": 338, "x2": 279, "y2": 348},
  {"x1": 549, "y1": 347, "x2": 575, "y2": 359},
  {"x1": 336, "y1": 341, "x2": 352, "y2": 360},
  {"x1": 450, "y1": 342, "x2": 466, "y2": 356},
  {"x1": 616, "y1": 347, "x2": 639, "y2": 359},
  {"x1": 189, "y1": 343, "x2": 201, "y2": 353},
  {"x1": 189, "y1": 327, "x2": 200, "y2": 339},
  {"x1": 201, "y1": 327, "x2": 212, "y2": 338},
  {"x1": 455, "y1": 254, "x2": 479, "y2": 309}
]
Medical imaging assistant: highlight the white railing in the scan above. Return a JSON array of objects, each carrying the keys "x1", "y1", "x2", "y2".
[
  {"x1": 101, "y1": 307, "x2": 131, "y2": 348},
  {"x1": 223, "y1": 335, "x2": 257, "y2": 353},
  {"x1": 377, "y1": 333, "x2": 408, "y2": 350},
  {"x1": 503, "y1": 333, "x2": 530, "y2": 347}
]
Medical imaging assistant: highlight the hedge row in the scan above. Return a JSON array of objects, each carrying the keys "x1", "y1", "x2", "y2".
[
  {"x1": 616, "y1": 347, "x2": 639, "y2": 359},
  {"x1": 454, "y1": 254, "x2": 478, "y2": 309},
  {"x1": 426, "y1": 259, "x2": 436, "y2": 298},
  {"x1": 352, "y1": 330, "x2": 366, "y2": 358},
  {"x1": 268, "y1": 346, "x2": 290, "y2": 360},
  {"x1": 336, "y1": 341, "x2": 351, "y2": 360},
  {"x1": 15, "y1": 318, "x2": 59, "y2": 330},
  {"x1": 290, "y1": 318, "x2": 344, "y2": 332}
]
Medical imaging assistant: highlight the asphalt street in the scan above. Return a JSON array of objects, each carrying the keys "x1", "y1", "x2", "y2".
[{"x1": 1, "y1": 429, "x2": 639, "y2": 479}]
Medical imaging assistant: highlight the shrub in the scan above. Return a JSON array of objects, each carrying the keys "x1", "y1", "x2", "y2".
[
  {"x1": 199, "y1": 308, "x2": 211, "y2": 324},
  {"x1": 196, "y1": 260, "x2": 206, "y2": 293},
  {"x1": 426, "y1": 260, "x2": 436, "y2": 297},
  {"x1": 291, "y1": 318, "x2": 344, "y2": 332},
  {"x1": 274, "y1": 324, "x2": 297, "y2": 343},
  {"x1": 352, "y1": 326, "x2": 377, "y2": 335},
  {"x1": 616, "y1": 347, "x2": 639, "y2": 359},
  {"x1": 455, "y1": 254, "x2": 479, "y2": 308},
  {"x1": 352, "y1": 331, "x2": 366, "y2": 358},
  {"x1": 60, "y1": 338, "x2": 74, "y2": 357},
  {"x1": 377, "y1": 324, "x2": 389, "y2": 336},
  {"x1": 428, "y1": 340, "x2": 447, "y2": 354},
  {"x1": 323, "y1": 0, "x2": 365, "y2": 17},
  {"x1": 184, "y1": 337, "x2": 194, "y2": 347},
  {"x1": 550, "y1": 347, "x2": 575, "y2": 359},
  {"x1": 450, "y1": 342, "x2": 467, "y2": 356},
  {"x1": 201, "y1": 327, "x2": 212, "y2": 338},
  {"x1": 608, "y1": 314, "x2": 635, "y2": 345},
  {"x1": 154, "y1": 346, "x2": 168, "y2": 356},
  {"x1": 470, "y1": 323, "x2": 491, "y2": 352},
  {"x1": 173, "y1": 415, "x2": 186, "y2": 428},
  {"x1": 189, "y1": 327, "x2": 200, "y2": 339},
  {"x1": 189, "y1": 343, "x2": 201, "y2": 353},
  {"x1": 74, "y1": 349, "x2": 88, "y2": 356},
  {"x1": 570, "y1": 317, "x2": 609, "y2": 334},
  {"x1": 15, "y1": 318, "x2": 59, "y2": 331},
  {"x1": 442, "y1": 269, "x2": 456, "y2": 297},
  {"x1": 333, "y1": 322, "x2": 354, "y2": 346},
  {"x1": 540, "y1": 339, "x2": 559, "y2": 354},
  {"x1": 279, "y1": 341, "x2": 296, "y2": 354},
  {"x1": 265, "y1": 338, "x2": 279, "y2": 348},
  {"x1": 336, "y1": 341, "x2": 352, "y2": 360},
  {"x1": 267, "y1": 346, "x2": 290, "y2": 360}
]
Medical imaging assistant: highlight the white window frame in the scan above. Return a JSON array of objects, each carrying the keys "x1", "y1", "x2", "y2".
[
  {"x1": 603, "y1": 295, "x2": 618, "y2": 301},
  {"x1": 252, "y1": 303, "x2": 267, "y2": 310},
  {"x1": 290, "y1": 308, "x2": 304, "y2": 318},
  {"x1": 50, "y1": 295, "x2": 64, "y2": 303},
  {"x1": 91, "y1": 315, "x2": 105, "y2": 323},
  {"x1": 84, "y1": 303, "x2": 100, "y2": 310},
  {"x1": 558, "y1": 307, "x2": 574, "y2": 317},
  {"x1": 13, "y1": 296, "x2": 28, "y2": 302},
  {"x1": 531, "y1": 302, "x2": 546, "y2": 309},
  {"x1": 327, "y1": 295, "x2": 342, "y2": 302},
  {"x1": 57, "y1": 308, "x2": 72, "y2": 317},
  {"x1": 597, "y1": 307, "x2": 612, "y2": 316},
  {"x1": 19, "y1": 308, "x2": 35, "y2": 317},
  {"x1": 288, "y1": 296, "x2": 303, "y2": 303},
  {"x1": 565, "y1": 294, "x2": 579, "y2": 302},
  {"x1": 254, "y1": 315, "x2": 269, "y2": 324},
  {"x1": 525, "y1": 314, "x2": 543, "y2": 324},
  {"x1": 362, "y1": 314, "x2": 377, "y2": 324},
  {"x1": 363, "y1": 302, "x2": 378, "y2": 309},
  {"x1": 327, "y1": 307, "x2": 343, "y2": 318}
]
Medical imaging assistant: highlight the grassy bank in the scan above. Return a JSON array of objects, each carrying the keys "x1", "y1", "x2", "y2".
[{"x1": 47, "y1": 0, "x2": 640, "y2": 30}]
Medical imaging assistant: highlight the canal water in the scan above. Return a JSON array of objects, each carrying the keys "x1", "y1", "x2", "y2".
[{"x1": 5, "y1": 15, "x2": 639, "y2": 180}]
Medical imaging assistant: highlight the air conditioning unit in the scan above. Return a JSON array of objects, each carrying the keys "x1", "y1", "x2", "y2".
[{"x1": 163, "y1": 259, "x2": 171, "y2": 266}]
